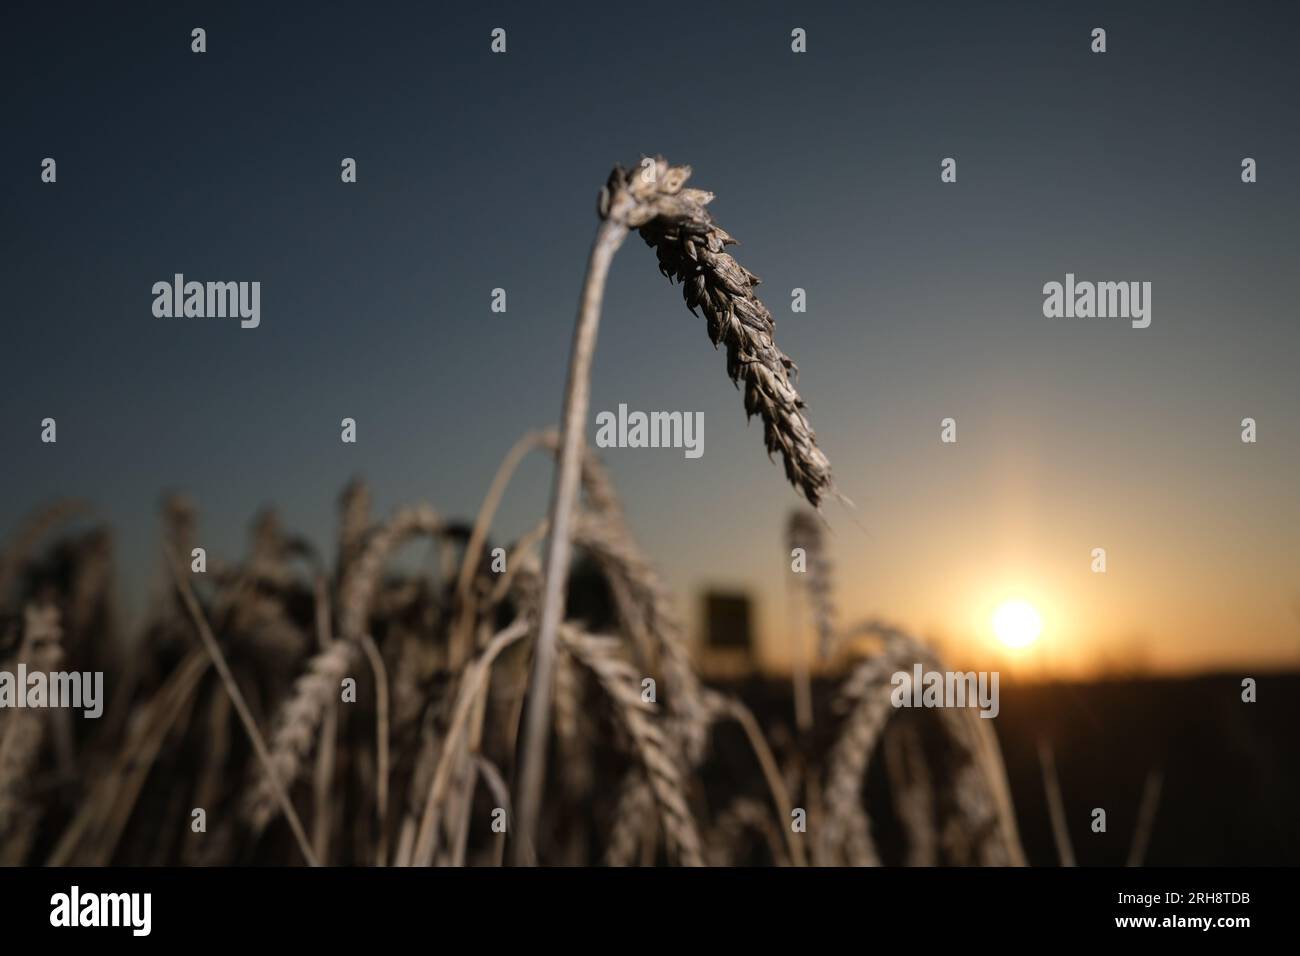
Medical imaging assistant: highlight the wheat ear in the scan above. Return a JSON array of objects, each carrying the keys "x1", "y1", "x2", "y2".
[
  {"x1": 820, "y1": 646, "x2": 903, "y2": 865},
  {"x1": 339, "y1": 504, "x2": 443, "y2": 640},
  {"x1": 246, "y1": 640, "x2": 353, "y2": 831},
  {"x1": 882, "y1": 721, "x2": 938, "y2": 866},
  {"x1": 337, "y1": 478, "x2": 371, "y2": 572},
  {"x1": 0, "y1": 605, "x2": 63, "y2": 833},
  {"x1": 572, "y1": 510, "x2": 712, "y2": 764},
  {"x1": 605, "y1": 771, "x2": 656, "y2": 866},
  {"x1": 785, "y1": 510, "x2": 835, "y2": 731},
  {"x1": 560, "y1": 627, "x2": 704, "y2": 867},
  {"x1": 247, "y1": 504, "x2": 444, "y2": 828},
  {"x1": 787, "y1": 510, "x2": 837, "y2": 659},
  {"x1": 825, "y1": 618, "x2": 1024, "y2": 866},
  {"x1": 630, "y1": 159, "x2": 834, "y2": 506}
]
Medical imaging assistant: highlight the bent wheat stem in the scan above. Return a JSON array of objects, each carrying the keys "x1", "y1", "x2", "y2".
[
  {"x1": 514, "y1": 216, "x2": 631, "y2": 865},
  {"x1": 517, "y1": 157, "x2": 836, "y2": 864}
]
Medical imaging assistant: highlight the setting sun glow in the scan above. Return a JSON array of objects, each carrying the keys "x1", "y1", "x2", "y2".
[{"x1": 993, "y1": 600, "x2": 1043, "y2": 649}]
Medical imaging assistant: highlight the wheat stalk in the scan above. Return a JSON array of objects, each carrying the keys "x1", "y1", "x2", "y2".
[
  {"x1": 339, "y1": 504, "x2": 443, "y2": 641},
  {"x1": 553, "y1": 640, "x2": 592, "y2": 795},
  {"x1": 819, "y1": 645, "x2": 901, "y2": 865},
  {"x1": 572, "y1": 510, "x2": 712, "y2": 764},
  {"x1": 506, "y1": 533, "x2": 716, "y2": 867},
  {"x1": 1038, "y1": 738, "x2": 1076, "y2": 866},
  {"x1": 187, "y1": 677, "x2": 233, "y2": 866},
  {"x1": 44, "y1": 650, "x2": 209, "y2": 866},
  {"x1": 787, "y1": 511, "x2": 837, "y2": 659},
  {"x1": 337, "y1": 478, "x2": 371, "y2": 573},
  {"x1": 823, "y1": 618, "x2": 1025, "y2": 866},
  {"x1": 515, "y1": 512, "x2": 798, "y2": 865},
  {"x1": 1126, "y1": 767, "x2": 1163, "y2": 867},
  {"x1": 0, "y1": 605, "x2": 63, "y2": 833},
  {"x1": 883, "y1": 721, "x2": 938, "y2": 866},
  {"x1": 560, "y1": 627, "x2": 704, "y2": 867},
  {"x1": 310, "y1": 574, "x2": 338, "y2": 863},
  {"x1": 411, "y1": 619, "x2": 532, "y2": 866},
  {"x1": 472, "y1": 755, "x2": 512, "y2": 867},
  {"x1": 452, "y1": 429, "x2": 623, "y2": 671},
  {"x1": 513, "y1": 211, "x2": 629, "y2": 863},
  {"x1": 246, "y1": 504, "x2": 444, "y2": 829},
  {"x1": 164, "y1": 546, "x2": 319, "y2": 865},
  {"x1": 957, "y1": 705, "x2": 1026, "y2": 865},
  {"x1": 785, "y1": 510, "x2": 835, "y2": 731},
  {"x1": 359, "y1": 632, "x2": 390, "y2": 866},
  {"x1": 707, "y1": 694, "x2": 808, "y2": 866},
  {"x1": 88, "y1": 661, "x2": 206, "y2": 866},
  {"x1": 516, "y1": 156, "x2": 837, "y2": 863}
]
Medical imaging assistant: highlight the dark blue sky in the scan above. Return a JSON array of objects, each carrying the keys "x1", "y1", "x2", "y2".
[{"x1": 4, "y1": 1, "x2": 1298, "y2": 672}]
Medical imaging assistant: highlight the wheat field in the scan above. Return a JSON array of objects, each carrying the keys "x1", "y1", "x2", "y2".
[
  {"x1": 0, "y1": 160, "x2": 1033, "y2": 866},
  {"x1": 0, "y1": 482, "x2": 1030, "y2": 867}
]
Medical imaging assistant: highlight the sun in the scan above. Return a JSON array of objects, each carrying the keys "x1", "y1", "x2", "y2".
[{"x1": 993, "y1": 599, "x2": 1043, "y2": 649}]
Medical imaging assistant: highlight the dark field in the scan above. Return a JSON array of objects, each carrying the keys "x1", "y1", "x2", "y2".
[{"x1": 724, "y1": 671, "x2": 1300, "y2": 866}]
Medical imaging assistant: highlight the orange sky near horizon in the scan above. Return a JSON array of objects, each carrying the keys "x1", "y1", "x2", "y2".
[{"x1": 670, "y1": 415, "x2": 1300, "y2": 680}]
